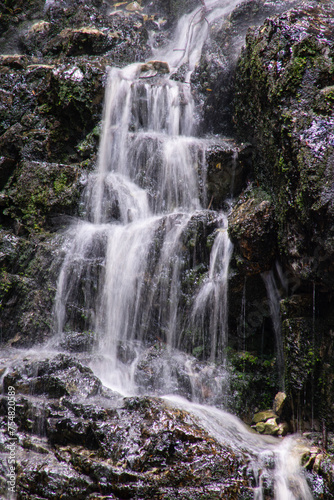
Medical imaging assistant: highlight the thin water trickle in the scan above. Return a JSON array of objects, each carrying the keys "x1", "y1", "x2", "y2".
[
  {"x1": 262, "y1": 270, "x2": 285, "y2": 391},
  {"x1": 154, "y1": 0, "x2": 242, "y2": 74},
  {"x1": 192, "y1": 216, "x2": 233, "y2": 362},
  {"x1": 239, "y1": 276, "x2": 247, "y2": 352}
]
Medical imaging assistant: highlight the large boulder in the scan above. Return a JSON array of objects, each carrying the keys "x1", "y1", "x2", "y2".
[
  {"x1": 4, "y1": 160, "x2": 81, "y2": 231},
  {"x1": 0, "y1": 231, "x2": 60, "y2": 345},
  {"x1": 0, "y1": 350, "x2": 253, "y2": 499},
  {"x1": 228, "y1": 186, "x2": 277, "y2": 275}
]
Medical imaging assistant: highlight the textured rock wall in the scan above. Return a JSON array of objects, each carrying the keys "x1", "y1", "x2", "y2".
[
  {"x1": 233, "y1": 0, "x2": 334, "y2": 430},
  {"x1": 0, "y1": 1, "x2": 334, "y2": 497},
  {"x1": 0, "y1": 0, "x2": 156, "y2": 344},
  {"x1": 1, "y1": 0, "x2": 334, "y2": 434}
]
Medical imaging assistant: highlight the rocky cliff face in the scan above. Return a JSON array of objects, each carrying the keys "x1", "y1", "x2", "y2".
[
  {"x1": 233, "y1": 0, "x2": 334, "y2": 433},
  {"x1": 1, "y1": 0, "x2": 334, "y2": 497},
  {"x1": 0, "y1": 0, "x2": 158, "y2": 344}
]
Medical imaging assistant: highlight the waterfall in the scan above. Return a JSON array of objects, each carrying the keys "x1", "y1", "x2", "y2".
[
  {"x1": 164, "y1": 395, "x2": 313, "y2": 500},
  {"x1": 52, "y1": 2, "x2": 313, "y2": 498},
  {"x1": 192, "y1": 215, "x2": 233, "y2": 362},
  {"x1": 54, "y1": 0, "x2": 236, "y2": 397}
]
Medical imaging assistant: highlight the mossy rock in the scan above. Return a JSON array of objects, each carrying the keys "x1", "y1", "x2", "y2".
[
  {"x1": 228, "y1": 186, "x2": 277, "y2": 275},
  {"x1": 226, "y1": 349, "x2": 278, "y2": 422},
  {"x1": 0, "y1": 230, "x2": 61, "y2": 345},
  {"x1": 252, "y1": 410, "x2": 277, "y2": 424},
  {"x1": 233, "y1": 1, "x2": 334, "y2": 287},
  {"x1": 4, "y1": 160, "x2": 81, "y2": 231}
]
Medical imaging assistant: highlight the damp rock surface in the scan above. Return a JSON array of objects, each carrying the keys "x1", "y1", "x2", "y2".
[
  {"x1": 1, "y1": 348, "x2": 332, "y2": 499},
  {"x1": 234, "y1": 0, "x2": 334, "y2": 288},
  {"x1": 233, "y1": 0, "x2": 334, "y2": 434},
  {"x1": 0, "y1": 0, "x2": 334, "y2": 497},
  {"x1": 0, "y1": 352, "x2": 253, "y2": 499}
]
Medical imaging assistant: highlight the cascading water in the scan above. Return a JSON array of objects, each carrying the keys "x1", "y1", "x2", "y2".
[
  {"x1": 192, "y1": 217, "x2": 233, "y2": 362},
  {"x1": 54, "y1": 1, "x2": 236, "y2": 397},
  {"x1": 52, "y1": 1, "x2": 313, "y2": 497}
]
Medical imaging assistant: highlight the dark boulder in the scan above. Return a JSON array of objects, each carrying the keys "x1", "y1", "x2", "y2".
[
  {"x1": 228, "y1": 186, "x2": 277, "y2": 275},
  {"x1": 0, "y1": 349, "x2": 252, "y2": 499}
]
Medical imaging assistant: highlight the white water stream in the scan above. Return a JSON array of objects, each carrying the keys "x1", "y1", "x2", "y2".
[
  {"x1": 262, "y1": 270, "x2": 285, "y2": 390},
  {"x1": 52, "y1": 0, "x2": 313, "y2": 497},
  {"x1": 54, "y1": 0, "x2": 236, "y2": 397}
]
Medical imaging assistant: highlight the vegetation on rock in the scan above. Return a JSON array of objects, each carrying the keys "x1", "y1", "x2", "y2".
[
  {"x1": 0, "y1": 0, "x2": 334, "y2": 497},
  {"x1": 233, "y1": 0, "x2": 334, "y2": 435}
]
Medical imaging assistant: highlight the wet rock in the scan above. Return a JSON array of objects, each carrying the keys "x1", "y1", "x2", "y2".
[
  {"x1": 226, "y1": 346, "x2": 279, "y2": 425},
  {"x1": 134, "y1": 343, "x2": 229, "y2": 406},
  {"x1": 252, "y1": 410, "x2": 280, "y2": 435},
  {"x1": 2, "y1": 353, "x2": 102, "y2": 399},
  {"x1": 283, "y1": 291, "x2": 334, "y2": 431},
  {"x1": 283, "y1": 317, "x2": 320, "y2": 428},
  {"x1": 281, "y1": 294, "x2": 314, "y2": 320},
  {"x1": 0, "y1": 157, "x2": 15, "y2": 190},
  {"x1": 44, "y1": 27, "x2": 118, "y2": 57},
  {"x1": 0, "y1": 0, "x2": 45, "y2": 54},
  {"x1": 254, "y1": 418, "x2": 280, "y2": 436},
  {"x1": 277, "y1": 421, "x2": 289, "y2": 437},
  {"x1": 4, "y1": 160, "x2": 81, "y2": 231},
  {"x1": 59, "y1": 331, "x2": 97, "y2": 353},
  {"x1": 280, "y1": 293, "x2": 334, "y2": 431},
  {"x1": 191, "y1": 0, "x2": 299, "y2": 134},
  {"x1": 17, "y1": 0, "x2": 151, "y2": 62},
  {"x1": 139, "y1": 60, "x2": 170, "y2": 78},
  {"x1": 126, "y1": 1, "x2": 143, "y2": 12},
  {"x1": 228, "y1": 186, "x2": 277, "y2": 274},
  {"x1": 0, "y1": 228, "x2": 65, "y2": 346},
  {"x1": 0, "y1": 363, "x2": 252, "y2": 499},
  {"x1": 0, "y1": 231, "x2": 20, "y2": 265},
  {"x1": 141, "y1": 0, "x2": 199, "y2": 26},
  {"x1": 0, "y1": 54, "x2": 28, "y2": 69},
  {"x1": 252, "y1": 410, "x2": 277, "y2": 425},
  {"x1": 135, "y1": 344, "x2": 193, "y2": 398},
  {"x1": 0, "y1": 123, "x2": 25, "y2": 161},
  {"x1": 0, "y1": 55, "x2": 107, "y2": 169},
  {"x1": 206, "y1": 140, "x2": 252, "y2": 205},
  {"x1": 16, "y1": 450, "x2": 95, "y2": 500},
  {"x1": 234, "y1": 0, "x2": 334, "y2": 288},
  {"x1": 273, "y1": 391, "x2": 287, "y2": 417}
]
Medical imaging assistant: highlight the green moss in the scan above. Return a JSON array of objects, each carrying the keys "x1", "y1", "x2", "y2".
[
  {"x1": 278, "y1": 155, "x2": 289, "y2": 173},
  {"x1": 77, "y1": 125, "x2": 100, "y2": 157},
  {"x1": 324, "y1": 89, "x2": 334, "y2": 103},
  {"x1": 4, "y1": 161, "x2": 80, "y2": 232},
  {"x1": 283, "y1": 318, "x2": 323, "y2": 424},
  {"x1": 0, "y1": 269, "x2": 13, "y2": 305},
  {"x1": 226, "y1": 348, "x2": 278, "y2": 418},
  {"x1": 53, "y1": 171, "x2": 70, "y2": 196},
  {"x1": 276, "y1": 56, "x2": 307, "y2": 98}
]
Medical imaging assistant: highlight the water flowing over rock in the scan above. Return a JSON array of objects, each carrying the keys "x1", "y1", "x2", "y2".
[
  {"x1": 53, "y1": 0, "x2": 236, "y2": 399},
  {"x1": 0, "y1": 0, "x2": 334, "y2": 498}
]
